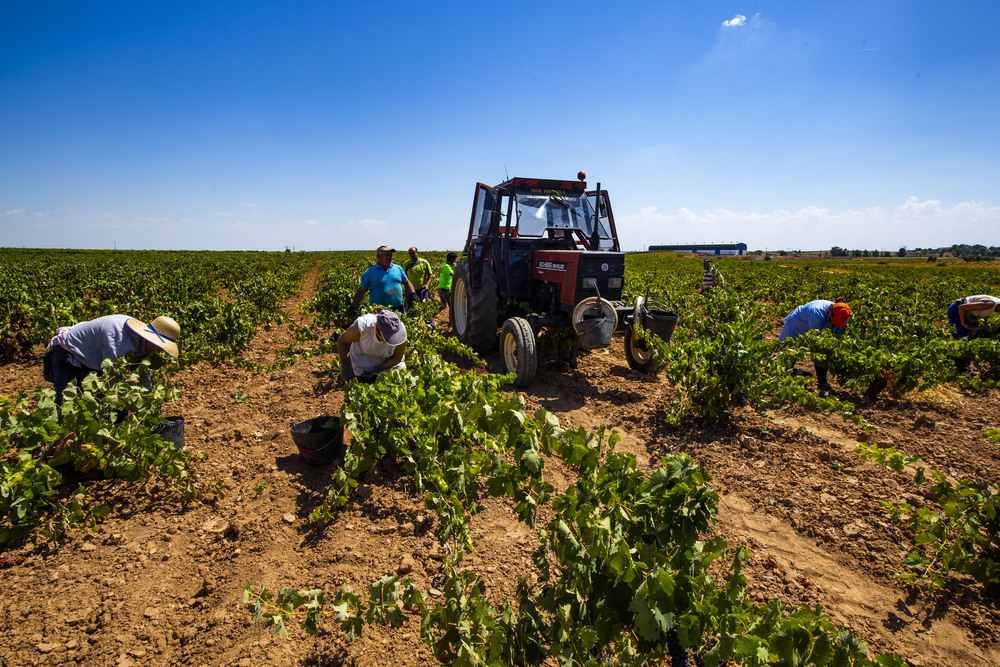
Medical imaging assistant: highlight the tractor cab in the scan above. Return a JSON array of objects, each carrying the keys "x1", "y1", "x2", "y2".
[
  {"x1": 464, "y1": 176, "x2": 627, "y2": 322},
  {"x1": 453, "y1": 173, "x2": 677, "y2": 387}
]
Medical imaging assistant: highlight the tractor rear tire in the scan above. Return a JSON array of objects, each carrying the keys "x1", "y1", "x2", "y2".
[
  {"x1": 624, "y1": 325, "x2": 658, "y2": 373},
  {"x1": 451, "y1": 258, "x2": 499, "y2": 352},
  {"x1": 501, "y1": 317, "x2": 537, "y2": 388}
]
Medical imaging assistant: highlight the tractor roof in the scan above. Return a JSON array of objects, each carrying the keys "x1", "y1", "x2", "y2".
[{"x1": 494, "y1": 177, "x2": 587, "y2": 192}]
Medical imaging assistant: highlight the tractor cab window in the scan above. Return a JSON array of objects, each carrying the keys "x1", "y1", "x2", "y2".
[
  {"x1": 473, "y1": 186, "x2": 492, "y2": 237},
  {"x1": 512, "y1": 186, "x2": 611, "y2": 247},
  {"x1": 586, "y1": 191, "x2": 614, "y2": 250}
]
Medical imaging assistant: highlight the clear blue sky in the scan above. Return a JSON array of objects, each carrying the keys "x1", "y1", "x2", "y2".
[{"x1": 2, "y1": 1, "x2": 998, "y2": 252}]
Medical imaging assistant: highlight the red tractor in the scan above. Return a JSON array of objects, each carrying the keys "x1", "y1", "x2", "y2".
[{"x1": 451, "y1": 172, "x2": 677, "y2": 387}]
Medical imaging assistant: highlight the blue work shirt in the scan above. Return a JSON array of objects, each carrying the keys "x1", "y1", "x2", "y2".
[
  {"x1": 50, "y1": 314, "x2": 146, "y2": 370},
  {"x1": 779, "y1": 300, "x2": 847, "y2": 342},
  {"x1": 360, "y1": 263, "x2": 408, "y2": 309}
]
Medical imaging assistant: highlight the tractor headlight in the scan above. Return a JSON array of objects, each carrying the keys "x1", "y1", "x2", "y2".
[
  {"x1": 583, "y1": 277, "x2": 597, "y2": 289},
  {"x1": 608, "y1": 278, "x2": 622, "y2": 289}
]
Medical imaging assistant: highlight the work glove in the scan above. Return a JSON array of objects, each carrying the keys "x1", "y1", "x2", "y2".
[
  {"x1": 358, "y1": 366, "x2": 381, "y2": 383},
  {"x1": 345, "y1": 307, "x2": 357, "y2": 321},
  {"x1": 340, "y1": 364, "x2": 353, "y2": 382}
]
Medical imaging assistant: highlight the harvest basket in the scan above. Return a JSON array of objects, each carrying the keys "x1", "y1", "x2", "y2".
[
  {"x1": 641, "y1": 301, "x2": 679, "y2": 343},
  {"x1": 572, "y1": 297, "x2": 618, "y2": 348},
  {"x1": 290, "y1": 416, "x2": 344, "y2": 466},
  {"x1": 152, "y1": 416, "x2": 185, "y2": 447}
]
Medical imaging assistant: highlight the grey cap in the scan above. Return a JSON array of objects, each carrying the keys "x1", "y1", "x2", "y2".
[{"x1": 376, "y1": 310, "x2": 407, "y2": 346}]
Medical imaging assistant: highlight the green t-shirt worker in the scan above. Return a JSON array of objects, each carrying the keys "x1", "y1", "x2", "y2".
[
  {"x1": 404, "y1": 247, "x2": 433, "y2": 310},
  {"x1": 438, "y1": 252, "x2": 457, "y2": 310}
]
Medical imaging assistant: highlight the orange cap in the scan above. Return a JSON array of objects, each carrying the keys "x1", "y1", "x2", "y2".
[{"x1": 831, "y1": 302, "x2": 851, "y2": 328}]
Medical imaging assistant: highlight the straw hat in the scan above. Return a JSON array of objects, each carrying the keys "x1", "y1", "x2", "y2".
[{"x1": 126, "y1": 316, "x2": 180, "y2": 359}]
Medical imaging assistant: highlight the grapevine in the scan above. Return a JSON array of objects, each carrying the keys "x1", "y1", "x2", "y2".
[
  {"x1": 0, "y1": 359, "x2": 203, "y2": 544},
  {"x1": 858, "y1": 443, "x2": 1000, "y2": 594}
]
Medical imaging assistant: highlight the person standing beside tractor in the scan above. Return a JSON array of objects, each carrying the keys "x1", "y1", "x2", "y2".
[
  {"x1": 779, "y1": 299, "x2": 852, "y2": 391},
  {"x1": 698, "y1": 257, "x2": 724, "y2": 294},
  {"x1": 403, "y1": 247, "x2": 433, "y2": 310},
  {"x1": 437, "y1": 252, "x2": 457, "y2": 311},
  {"x1": 43, "y1": 314, "x2": 180, "y2": 404},
  {"x1": 347, "y1": 245, "x2": 417, "y2": 317},
  {"x1": 337, "y1": 309, "x2": 407, "y2": 382},
  {"x1": 946, "y1": 294, "x2": 1000, "y2": 374}
]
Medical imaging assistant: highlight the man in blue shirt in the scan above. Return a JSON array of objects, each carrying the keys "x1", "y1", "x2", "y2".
[
  {"x1": 779, "y1": 299, "x2": 851, "y2": 391},
  {"x1": 779, "y1": 299, "x2": 851, "y2": 343},
  {"x1": 347, "y1": 245, "x2": 416, "y2": 316}
]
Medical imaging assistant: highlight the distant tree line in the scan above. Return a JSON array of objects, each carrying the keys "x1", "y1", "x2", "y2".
[
  {"x1": 745, "y1": 245, "x2": 999, "y2": 261},
  {"x1": 948, "y1": 244, "x2": 1000, "y2": 261},
  {"x1": 829, "y1": 247, "x2": 895, "y2": 258},
  {"x1": 824, "y1": 245, "x2": 1000, "y2": 261}
]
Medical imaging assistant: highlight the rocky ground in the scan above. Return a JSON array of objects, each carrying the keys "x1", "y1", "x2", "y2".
[{"x1": 1, "y1": 269, "x2": 998, "y2": 667}]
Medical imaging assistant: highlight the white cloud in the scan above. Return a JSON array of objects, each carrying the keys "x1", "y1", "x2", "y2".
[
  {"x1": 617, "y1": 198, "x2": 1000, "y2": 251},
  {"x1": 696, "y1": 12, "x2": 807, "y2": 73},
  {"x1": 895, "y1": 196, "x2": 942, "y2": 216},
  {"x1": 4, "y1": 208, "x2": 26, "y2": 217}
]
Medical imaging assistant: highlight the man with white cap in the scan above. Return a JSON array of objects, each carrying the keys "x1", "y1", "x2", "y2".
[
  {"x1": 346, "y1": 245, "x2": 417, "y2": 317},
  {"x1": 946, "y1": 293, "x2": 1000, "y2": 374},
  {"x1": 43, "y1": 314, "x2": 180, "y2": 404},
  {"x1": 336, "y1": 309, "x2": 407, "y2": 382}
]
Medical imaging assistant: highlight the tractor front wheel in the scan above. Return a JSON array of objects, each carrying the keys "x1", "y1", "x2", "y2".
[
  {"x1": 624, "y1": 325, "x2": 658, "y2": 373},
  {"x1": 501, "y1": 317, "x2": 537, "y2": 388},
  {"x1": 451, "y1": 258, "x2": 498, "y2": 352}
]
